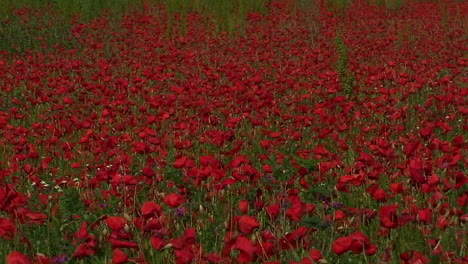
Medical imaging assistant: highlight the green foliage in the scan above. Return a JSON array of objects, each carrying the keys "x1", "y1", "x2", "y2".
[
  {"x1": 295, "y1": 156, "x2": 318, "y2": 172},
  {"x1": 0, "y1": 0, "x2": 271, "y2": 53},
  {"x1": 0, "y1": 0, "x2": 143, "y2": 21},
  {"x1": 161, "y1": 0, "x2": 270, "y2": 36},
  {"x1": 0, "y1": 10, "x2": 76, "y2": 53},
  {"x1": 302, "y1": 183, "x2": 333, "y2": 203},
  {"x1": 367, "y1": 0, "x2": 405, "y2": 9},
  {"x1": 58, "y1": 187, "x2": 86, "y2": 220},
  {"x1": 334, "y1": 30, "x2": 354, "y2": 96},
  {"x1": 326, "y1": 0, "x2": 351, "y2": 14},
  {"x1": 301, "y1": 215, "x2": 331, "y2": 230}
]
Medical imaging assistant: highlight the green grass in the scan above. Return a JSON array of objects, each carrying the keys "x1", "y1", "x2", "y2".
[{"x1": 0, "y1": 0, "x2": 271, "y2": 53}]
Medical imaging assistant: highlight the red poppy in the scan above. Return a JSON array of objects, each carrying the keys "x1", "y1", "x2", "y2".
[
  {"x1": 181, "y1": 227, "x2": 196, "y2": 245},
  {"x1": 400, "y1": 250, "x2": 430, "y2": 264},
  {"x1": 235, "y1": 236, "x2": 258, "y2": 263},
  {"x1": 173, "y1": 157, "x2": 188, "y2": 169},
  {"x1": 379, "y1": 204, "x2": 399, "y2": 229},
  {"x1": 309, "y1": 249, "x2": 322, "y2": 261},
  {"x1": 110, "y1": 239, "x2": 139, "y2": 249},
  {"x1": 0, "y1": 217, "x2": 16, "y2": 240},
  {"x1": 206, "y1": 253, "x2": 224, "y2": 263},
  {"x1": 238, "y1": 200, "x2": 249, "y2": 214},
  {"x1": 332, "y1": 236, "x2": 352, "y2": 255},
  {"x1": 238, "y1": 215, "x2": 260, "y2": 234},
  {"x1": 141, "y1": 201, "x2": 162, "y2": 218},
  {"x1": 32, "y1": 254, "x2": 51, "y2": 264},
  {"x1": 348, "y1": 231, "x2": 370, "y2": 254},
  {"x1": 285, "y1": 195, "x2": 304, "y2": 222},
  {"x1": 6, "y1": 251, "x2": 30, "y2": 264},
  {"x1": 150, "y1": 236, "x2": 167, "y2": 250},
  {"x1": 75, "y1": 221, "x2": 88, "y2": 240},
  {"x1": 72, "y1": 244, "x2": 95, "y2": 259},
  {"x1": 112, "y1": 249, "x2": 129, "y2": 264},
  {"x1": 417, "y1": 208, "x2": 432, "y2": 224},
  {"x1": 163, "y1": 193, "x2": 186, "y2": 208},
  {"x1": 266, "y1": 204, "x2": 280, "y2": 220},
  {"x1": 365, "y1": 244, "x2": 378, "y2": 256},
  {"x1": 175, "y1": 248, "x2": 194, "y2": 264},
  {"x1": 390, "y1": 182, "x2": 405, "y2": 194},
  {"x1": 106, "y1": 216, "x2": 127, "y2": 231}
]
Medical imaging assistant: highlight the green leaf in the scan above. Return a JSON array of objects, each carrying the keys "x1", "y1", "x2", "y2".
[
  {"x1": 295, "y1": 156, "x2": 318, "y2": 171},
  {"x1": 301, "y1": 215, "x2": 330, "y2": 230}
]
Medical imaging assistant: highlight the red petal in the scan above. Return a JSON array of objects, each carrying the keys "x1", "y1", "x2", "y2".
[
  {"x1": 151, "y1": 236, "x2": 167, "y2": 250},
  {"x1": 112, "y1": 249, "x2": 128, "y2": 264},
  {"x1": 6, "y1": 251, "x2": 31, "y2": 264},
  {"x1": 181, "y1": 227, "x2": 196, "y2": 245},
  {"x1": 110, "y1": 239, "x2": 139, "y2": 249},
  {"x1": 235, "y1": 236, "x2": 257, "y2": 263},
  {"x1": 72, "y1": 244, "x2": 95, "y2": 259},
  {"x1": 0, "y1": 217, "x2": 16, "y2": 240},
  {"x1": 106, "y1": 216, "x2": 126, "y2": 231},
  {"x1": 238, "y1": 215, "x2": 260, "y2": 234},
  {"x1": 163, "y1": 193, "x2": 185, "y2": 208},
  {"x1": 332, "y1": 237, "x2": 352, "y2": 255},
  {"x1": 173, "y1": 157, "x2": 187, "y2": 169},
  {"x1": 309, "y1": 249, "x2": 322, "y2": 261},
  {"x1": 76, "y1": 221, "x2": 89, "y2": 240},
  {"x1": 141, "y1": 201, "x2": 162, "y2": 217}
]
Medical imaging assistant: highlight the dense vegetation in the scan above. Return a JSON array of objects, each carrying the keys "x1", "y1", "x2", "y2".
[{"x1": 0, "y1": 0, "x2": 466, "y2": 263}]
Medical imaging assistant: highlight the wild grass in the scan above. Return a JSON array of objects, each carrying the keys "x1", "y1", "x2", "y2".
[{"x1": 0, "y1": 0, "x2": 271, "y2": 53}]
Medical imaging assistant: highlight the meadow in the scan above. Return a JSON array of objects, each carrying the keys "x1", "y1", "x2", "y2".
[{"x1": 0, "y1": 0, "x2": 467, "y2": 263}]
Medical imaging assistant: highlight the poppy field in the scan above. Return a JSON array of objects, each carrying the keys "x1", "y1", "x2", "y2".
[{"x1": 0, "y1": 0, "x2": 467, "y2": 263}]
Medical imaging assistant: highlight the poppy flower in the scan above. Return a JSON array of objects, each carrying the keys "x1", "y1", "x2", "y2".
[
  {"x1": 235, "y1": 236, "x2": 258, "y2": 263},
  {"x1": 112, "y1": 249, "x2": 128, "y2": 264},
  {"x1": 106, "y1": 216, "x2": 127, "y2": 231},
  {"x1": 206, "y1": 253, "x2": 223, "y2": 263},
  {"x1": 285, "y1": 195, "x2": 304, "y2": 222},
  {"x1": 400, "y1": 250, "x2": 430, "y2": 264},
  {"x1": 163, "y1": 193, "x2": 186, "y2": 208},
  {"x1": 6, "y1": 251, "x2": 30, "y2": 264},
  {"x1": 332, "y1": 236, "x2": 352, "y2": 255},
  {"x1": 175, "y1": 248, "x2": 194, "y2": 264},
  {"x1": 75, "y1": 221, "x2": 89, "y2": 240},
  {"x1": 141, "y1": 201, "x2": 162, "y2": 218},
  {"x1": 72, "y1": 244, "x2": 95, "y2": 259},
  {"x1": 238, "y1": 200, "x2": 249, "y2": 214},
  {"x1": 379, "y1": 204, "x2": 399, "y2": 229},
  {"x1": 417, "y1": 209, "x2": 432, "y2": 224},
  {"x1": 0, "y1": 217, "x2": 16, "y2": 240},
  {"x1": 238, "y1": 215, "x2": 260, "y2": 234},
  {"x1": 32, "y1": 254, "x2": 51, "y2": 264},
  {"x1": 348, "y1": 231, "x2": 370, "y2": 254},
  {"x1": 309, "y1": 249, "x2": 323, "y2": 261},
  {"x1": 110, "y1": 239, "x2": 139, "y2": 249},
  {"x1": 150, "y1": 236, "x2": 167, "y2": 250},
  {"x1": 365, "y1": 243, "x2": 378, "y2": 256},
  {"x1": 173, "y1": 157, "x2": 188, "y2": 169},
  {"x1": 266, "y1": 204, "x2": 280, "y2": 220}
]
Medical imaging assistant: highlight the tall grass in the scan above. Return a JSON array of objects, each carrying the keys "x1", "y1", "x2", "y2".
[
  {"x1": 334, "y1": 29, "x2": 354, "y2": 95},
  {"x1": 366, "y1": 0, "x2": 405, "y2": 10},
  {"x1": 0, "y1": 0, "x2": 145, "y2": 54},
  {"x1": 0, "y1": 0, "x2": 271, "y2": 53},
  {"x1": 160, "y1": 0, "x2": 271, "y2": 35},
  {"x1": 0, "y1": 0, "x2": 144, "y2": 20}
]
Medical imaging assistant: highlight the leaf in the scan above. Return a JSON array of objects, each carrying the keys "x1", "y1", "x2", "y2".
[
  {"x1": 59, "y1": 187, "x2": 86, "y2": 221},
  {"x1": 301, "y1": 215, "x2": 330, "y2": 230},
  {"x1": 295, "y1": 156, "x2": 318, "y2": 171},
  {"x1": 302, "y1": 183, "x2": 332, "y2": 203}
]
